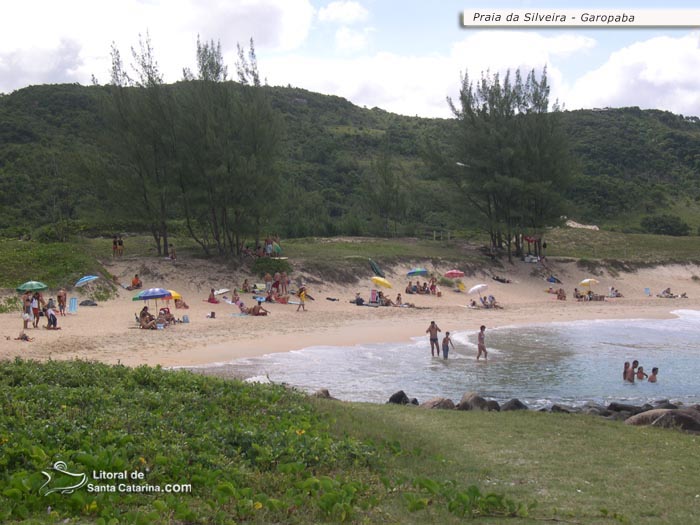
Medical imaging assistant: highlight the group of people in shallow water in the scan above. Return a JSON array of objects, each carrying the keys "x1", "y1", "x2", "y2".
[
  {"x1": 426, "y1": 321, "x2": 488, "y2": 361},
  {"x1": 623, "y1": 360, "x2": 658, "y2": 383}
]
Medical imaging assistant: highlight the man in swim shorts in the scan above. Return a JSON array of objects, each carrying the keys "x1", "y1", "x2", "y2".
[
  {"x1": 426, "y1": 321, "x2": 441, "y2": 357},
  {"x1": 477, "y1": 325, "x2": 488, "y2": 361}
]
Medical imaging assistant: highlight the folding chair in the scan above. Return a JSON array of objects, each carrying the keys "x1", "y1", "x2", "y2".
[{"x1": 68, "y1": 297, "x2": 78, "y2": 313}]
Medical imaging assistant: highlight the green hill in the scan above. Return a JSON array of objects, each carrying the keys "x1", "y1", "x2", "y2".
[{"x1": 1, "y1": 83, "x2": 699, "y2": 240}]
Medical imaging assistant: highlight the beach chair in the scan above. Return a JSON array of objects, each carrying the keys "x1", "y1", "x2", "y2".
[
  {"x1": 68, "y1": 297, "x2": 78, "y2": 314},
  {"x1": 644, "y1": 287, "x2": 651, "y2": 297},
  {"x1": 369, "y1": 289, "x2": 379, "y2": 305}
]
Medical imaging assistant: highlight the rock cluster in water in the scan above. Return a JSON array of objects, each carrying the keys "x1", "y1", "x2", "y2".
[{"x1": 379, "y1": 390, "x2": 700, "y2": 433}]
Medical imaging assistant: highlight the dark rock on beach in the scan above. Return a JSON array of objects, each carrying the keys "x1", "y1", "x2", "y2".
[
  {"x1": 626, "y1": 408, "x2": 700, "y2": 432},
  {"x1": 456, "y1": 392, "x2": 488, "y2": 411},
  {"x1": 313, "y1": 388, "x2": 338, "y2": 400},
  {"x1": 607, "y1": 402, "x2": 646, "y2": 414},
  {"x1": 651, "y1": 410, "x2": 700, "y2": 432},
  {"x1": 420, "y1": 397, "x2": 456, "y2": 410},
  {"x1": 485, "y1": 400, "x2": 501, "y2": 412},
  {"x1": 410, "y1": 398, "x2": 419, "y2": 406},
  {"x1": 388, "y1": 390, "x2": 410, "y2": 405},
  {"x1": 550, "y1": 404, "x2": 580, "y2": 414},
  {"x1": 501, "y1": 399, "x2": 528, "y2": 411},
  {"x1": 652, "y1": 402, "x2": 678, "y2": 411}
]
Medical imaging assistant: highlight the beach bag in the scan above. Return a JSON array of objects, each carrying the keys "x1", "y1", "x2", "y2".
[{"x1": 182, "y1": 315, "x2": 190, "y2": 323}]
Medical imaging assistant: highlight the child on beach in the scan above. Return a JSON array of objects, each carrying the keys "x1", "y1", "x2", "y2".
[
  {"x1": 648, "y1": 367, "x2": 659, "y2": 383},
  {"x1": 297, "y1": 286, "x2": 307, "y2": 312},
  {"x1": 442, "y1": 332, "x2": 455, "y2": 360}
]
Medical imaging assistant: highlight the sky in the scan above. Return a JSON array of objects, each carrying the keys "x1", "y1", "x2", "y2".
[{"x1": 2, "y1": 0, "x2": 700, "y2": 118}]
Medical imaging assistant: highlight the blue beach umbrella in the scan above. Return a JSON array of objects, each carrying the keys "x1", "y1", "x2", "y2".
[
  {"x1": 407, "y1": 268, "x2": 428, "y2": 277},
  {"x1": 132, "y1": 288, "x2": 171, "y2": 301},
  {"x1": 133, "y1": 287, "x2": 171, "y2": 310},
  {"x1": 75, "y1": 275, "x2": 99, "y2": 287}
]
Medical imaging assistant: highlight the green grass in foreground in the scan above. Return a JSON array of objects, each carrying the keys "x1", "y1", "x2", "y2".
[
  {"x1": 319, "y1": 401, "x2": 700, "y2": 524},
  {"x1": 3, "y1": 361, "x2": 700, "y2": 524}
]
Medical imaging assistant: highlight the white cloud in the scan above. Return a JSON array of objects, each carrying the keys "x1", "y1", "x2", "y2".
[
  {"x1": 565, "y1": 32, "x2": 700, "y2": 115},
  {"x1": 318, "y1": 1, "x2": 368, "y2": 24},
  {"x1": 261, "y1": 31, "x2": 597, "y2": 118},
  {"x1": 335, "y1": 26, "x2": 372, "y2": 53},
  {"x1": 0, "y1": 0, "x2": 315, "y2": 93},
  {"x1": 450, "y1": 31, "x2": 595, "y2": 76}
]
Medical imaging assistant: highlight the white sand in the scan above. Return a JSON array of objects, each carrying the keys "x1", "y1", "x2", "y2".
[{"x1": 2, "y1": 256, "x2": 699, "y2": 367}]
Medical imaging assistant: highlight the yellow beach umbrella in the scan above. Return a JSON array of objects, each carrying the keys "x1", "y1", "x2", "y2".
[
  {"x1": 579, "y1": 278, "x2": 599, "y2": 287},
  {"x1": 166, "y1": 290, "x2": 182, "y2": 300},
  {"x1": 371, "y1": 276, "x2": 392, "y2": 289}
]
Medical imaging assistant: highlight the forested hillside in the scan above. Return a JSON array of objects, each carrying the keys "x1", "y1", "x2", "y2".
[{"x1": 1, "y1": 82, "x2": 699, "y2": 242}]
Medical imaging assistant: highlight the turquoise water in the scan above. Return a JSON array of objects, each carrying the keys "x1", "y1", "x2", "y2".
[{"x1": 197, "y1": 309, "x2": 700, "y2": 409}]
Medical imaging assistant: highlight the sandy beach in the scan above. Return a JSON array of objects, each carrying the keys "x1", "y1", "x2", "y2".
[{"x1": 2, "y1": 256, "x2": 700, "y2": 368}]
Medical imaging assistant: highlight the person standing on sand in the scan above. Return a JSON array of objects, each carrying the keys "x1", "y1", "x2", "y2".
[
  {"x1": 297, "y1": 286, "x2": 307, "y2": 312},
  {"x1": 117, "y1": 235, "x2": 124, "y2": 257},
  {"x1": 426, "y1": 321, "x2": 441, "y2": 357},
  {"x1": 442, "y1": 332, "x2": 455, "y2": 359},
  {"x1": 112, "y1": 236, "x2": 118, "y2": 258},
  {"x1": 477, "y1": 325, "x2": 488, "y2": 361},
  {"x1": 57, "y1": 288, "x2": 67, "y2": 316}
]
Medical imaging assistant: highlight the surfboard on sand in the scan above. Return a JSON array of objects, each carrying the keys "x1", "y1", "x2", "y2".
[{"x1": 214, "y1": 288, "x2": 230, "y2": 296}]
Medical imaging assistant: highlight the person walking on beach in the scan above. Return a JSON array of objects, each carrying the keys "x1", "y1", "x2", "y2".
[
  {"x1": 442, "y1": 332, "x2": 455, "y2": 360},
  {"x1": 477, "y1": 325, "x2": 488, "y2": 361},
  {"x1": 297, "y1": 286, "x2": 307, "y2": 312},
  {"x1": 426, "y1": 321, "x2": 441, "y2": 357},
  {"x1": 117, "y1": 235, "x2": 124, "y2": 257}
]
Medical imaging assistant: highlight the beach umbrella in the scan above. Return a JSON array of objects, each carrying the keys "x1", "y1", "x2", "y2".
[
  {"x1": 407, "y1": 268, "x2": 428, "y2": 277},
  {"x1": 165, "y1": 290, "x2": 182, "y2": 300},
  {"x1": 132, "y1": 288, "x2": 171, "y2": 301},
  {"x1": 468, "y1": 283, "x2": 488, "y2": 296},
  {"x1": 444, "y1": 269, "x2": 465, "y2": 278},
  {"x1": 371, "y1": 276, "x2": 392, "y2": 289},
  {"x1": 133, "y1": 287, "x2": 171, "y2": 310},
  {"x1": 369, "y1": 258, "x2": 385, "y2": 278},
  {"x1": 579, "y1": 278, "x2": 600, "y2": 287},
  {"x1": 16, "y1": 281, "x2": 48, "y2": 292},
  {"x1": 75, "y1": 275, "x2": 99, "y2": 287}
]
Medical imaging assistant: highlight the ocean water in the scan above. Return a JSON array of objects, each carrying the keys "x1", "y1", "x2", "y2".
[{"x1": 194, "y1": 309, "x2": 700, "y2": 409}]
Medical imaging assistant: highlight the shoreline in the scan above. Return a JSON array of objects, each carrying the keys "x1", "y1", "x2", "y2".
[{"x1": 2, "y1": 258, "x2": 699, "y2": 370}]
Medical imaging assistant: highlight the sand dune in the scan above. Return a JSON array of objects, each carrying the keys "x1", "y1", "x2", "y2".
[{"x1": 2, "y1": 255, "x2": 699, "y2": 367}]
